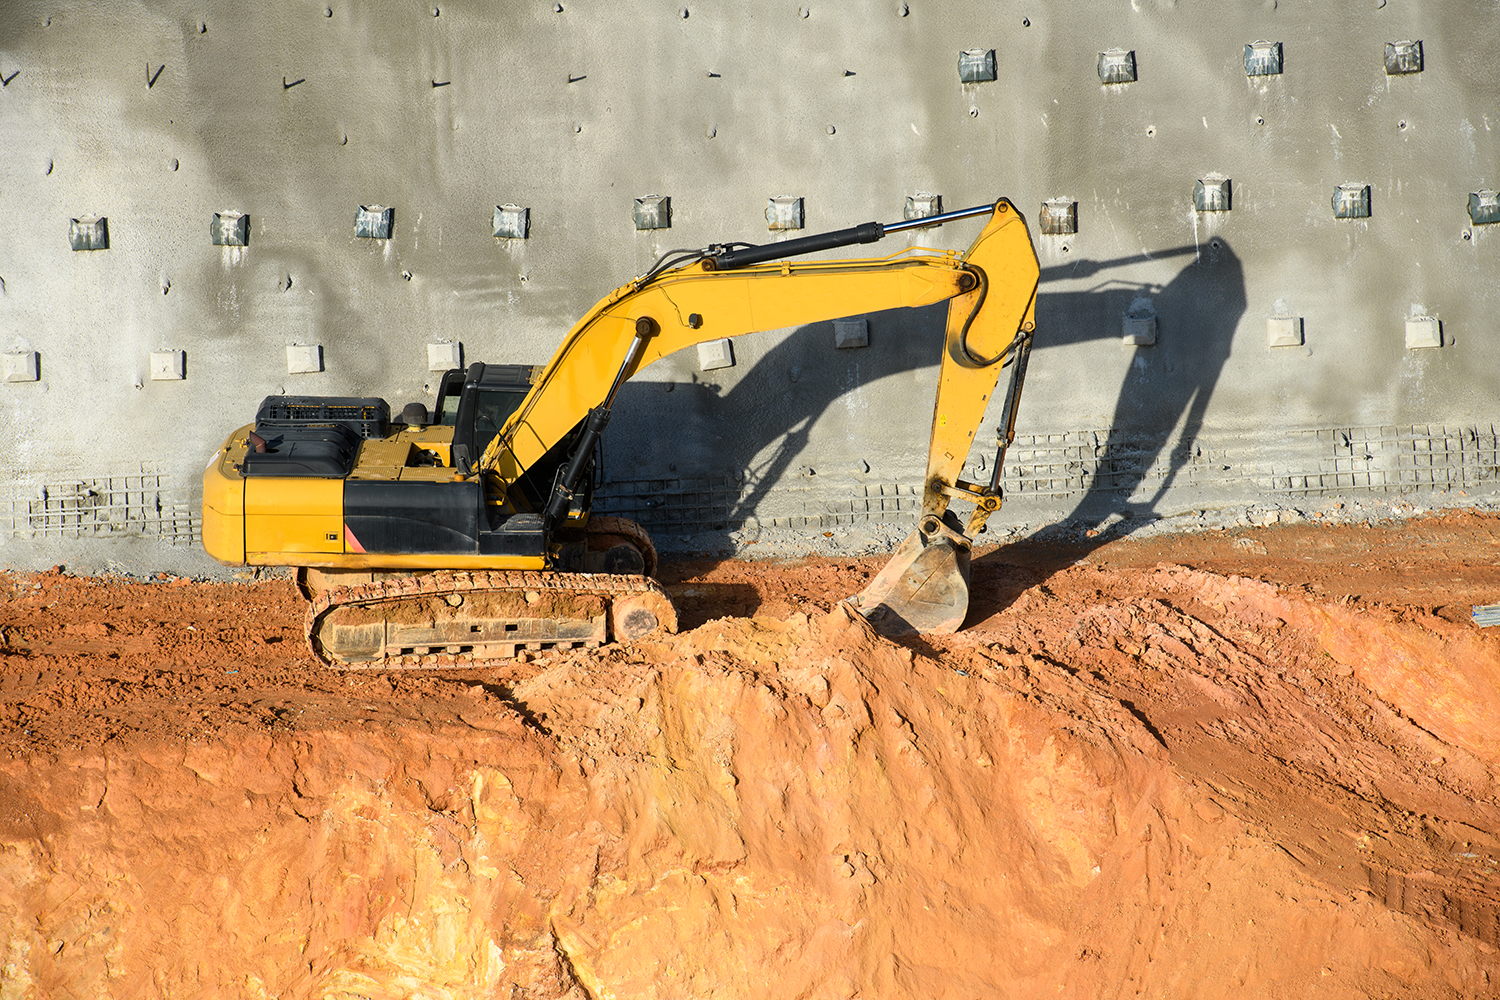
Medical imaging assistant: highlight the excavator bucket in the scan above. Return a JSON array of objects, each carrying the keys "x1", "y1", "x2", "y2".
[{"x1": 849, "y1": 514, "x2": 972, "y2": 636}]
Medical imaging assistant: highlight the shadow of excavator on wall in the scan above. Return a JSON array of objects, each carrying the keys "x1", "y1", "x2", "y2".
[
  {"x1": 1031, "y1": 237, "x2": 1247, "y2": 523},
  {"x1": 603, "y1": 236, "x2": 1247, "y2": 623}
]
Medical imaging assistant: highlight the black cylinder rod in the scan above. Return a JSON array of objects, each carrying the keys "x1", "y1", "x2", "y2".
[{"x1": 710, "y1": 202, "x2": 997, "y2": 271}]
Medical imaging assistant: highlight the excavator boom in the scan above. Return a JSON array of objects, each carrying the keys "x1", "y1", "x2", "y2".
[{"x1": 481, "y1": 198, "x2": 1040, "y2": 636}]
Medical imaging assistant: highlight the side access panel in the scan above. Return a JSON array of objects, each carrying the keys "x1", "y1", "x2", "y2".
[
  {"x1": 344, "y1": 480, "x2": 482, "y2": 554},
  {"x1": 244, "y1": 477, "x2": 346, "y2": 556}
]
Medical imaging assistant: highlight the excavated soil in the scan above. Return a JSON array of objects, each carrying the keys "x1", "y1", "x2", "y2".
[{"x1": 5, "y1": 512, "x2": 1500, "y2": 998}]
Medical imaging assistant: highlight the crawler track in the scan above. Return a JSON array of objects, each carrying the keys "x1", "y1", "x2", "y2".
[{"x1": 306, "y1": 570, "x2": 677, "y2": 670}]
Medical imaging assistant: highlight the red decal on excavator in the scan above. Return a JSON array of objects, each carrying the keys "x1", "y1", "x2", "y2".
[{"x1": 345, "y1": 525, "x2": 366, "y2": 553}]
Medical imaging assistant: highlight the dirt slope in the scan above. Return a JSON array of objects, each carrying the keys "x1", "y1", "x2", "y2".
[{"x1": 3, "y1": 513, "x2": 1500, "y2": 998}]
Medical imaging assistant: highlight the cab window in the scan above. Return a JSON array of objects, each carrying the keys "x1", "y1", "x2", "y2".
[
  {"x1": 473, "y1": 389, "x2": 528, "y2": 443},
  {"x1": 433, "y1": 372, "x2": 465, "y2": 425}
]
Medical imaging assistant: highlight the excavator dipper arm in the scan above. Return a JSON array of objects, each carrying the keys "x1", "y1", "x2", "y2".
[
  {"x1": 852, "y1": 202, "x2": 1042, "y2": 634},
  {"x1": 479, "y1": 199, "x2": 1040, "y2": 635}
]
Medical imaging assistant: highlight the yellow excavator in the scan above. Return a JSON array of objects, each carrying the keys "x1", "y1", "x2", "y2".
[{"x1": 202, "y1": 198, "x2": 1040, "y2": 668}]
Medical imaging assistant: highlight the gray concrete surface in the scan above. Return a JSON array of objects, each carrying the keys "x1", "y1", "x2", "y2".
[{"x1": 0, "y1": 0, "x2": 1496, "y2": 574}]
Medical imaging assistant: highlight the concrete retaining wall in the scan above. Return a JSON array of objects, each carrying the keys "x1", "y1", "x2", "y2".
[{"x1": 0, "y1": 0, "x2": 1495, "y2": 570}]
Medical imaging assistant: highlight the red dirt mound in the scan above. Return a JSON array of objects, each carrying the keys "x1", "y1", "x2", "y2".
[{"x1": 4, "y1": 514, "x2": 1500, "y2": 997}]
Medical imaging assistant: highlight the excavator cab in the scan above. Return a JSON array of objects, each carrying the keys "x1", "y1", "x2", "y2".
[{"x1": 442, "y1": 363, "x2": 535, "y2": 474}]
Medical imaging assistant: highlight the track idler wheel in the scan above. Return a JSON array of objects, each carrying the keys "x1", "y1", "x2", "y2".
[{"x1": 610, "y1": 592, "x2": 666, "y2": 641}]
